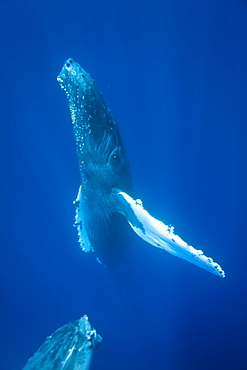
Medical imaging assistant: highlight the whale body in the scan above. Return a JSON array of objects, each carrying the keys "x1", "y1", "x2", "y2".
[
  {"x1": 58, "y1": 59, "x2": 132, "y2": 265},
  {"x1": 57, "y1": 58, "x2": 225, "y2": 278}
]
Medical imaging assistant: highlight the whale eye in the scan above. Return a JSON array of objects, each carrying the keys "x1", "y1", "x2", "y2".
[
  {"x1": 110, "y1": 151, "x2": 123, "y2": 167},
  {"x1": 111, "y1": 153, "x2": 119, "y2": 162}
]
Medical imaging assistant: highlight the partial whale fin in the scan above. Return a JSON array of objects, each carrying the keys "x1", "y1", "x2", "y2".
[
  {"x1": 74, "y1": 186, "x2": 93, "y2": 253},
  {"x1": 110, "y1": 188, "x2": 225, "y2": 278}
]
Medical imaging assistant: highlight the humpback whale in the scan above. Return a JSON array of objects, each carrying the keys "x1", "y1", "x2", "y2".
[
  {"x1": 22, "y1": 315, "x2": 102, "y2": 370},
  {"x1": 57, "y1": 58, "x2": 225, "y2": 278}
]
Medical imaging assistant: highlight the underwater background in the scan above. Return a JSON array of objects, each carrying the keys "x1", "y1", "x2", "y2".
[{"x1": 1, "y1": 0, "x2": 247, "y2": 369}]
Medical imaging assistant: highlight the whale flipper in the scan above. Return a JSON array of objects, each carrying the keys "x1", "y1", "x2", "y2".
[
  {"x1": 22, "y1": 315, "x2": 102, "y2": 370},
  {"x1": 110, "y1": 188, "x2": 225, "y2": 278}
]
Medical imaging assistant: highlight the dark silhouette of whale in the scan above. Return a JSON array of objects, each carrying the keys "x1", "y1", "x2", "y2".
[
  {"x1": 57, "y1": 58, "x2": 225, "y2": 278},
  {"x1": 22, "y1": 315, "x2": 101, "y2": 370}
]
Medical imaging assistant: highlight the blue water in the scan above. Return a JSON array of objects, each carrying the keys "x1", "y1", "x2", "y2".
[{"x1": 1, "y1": 1, "x2": 247, "y2": 369}]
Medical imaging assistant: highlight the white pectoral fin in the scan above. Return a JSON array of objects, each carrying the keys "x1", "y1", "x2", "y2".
[{"x1": 113, "y1": 189, "x2": 225, "y2": 278}]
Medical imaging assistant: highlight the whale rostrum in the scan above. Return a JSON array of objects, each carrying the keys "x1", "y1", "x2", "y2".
[
  {"x1": 22, "y1": 315, "x2": 102, "y2": 370},
  {"x1": 57, "y1": 58, "x2": 225, "y2": 278}
]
